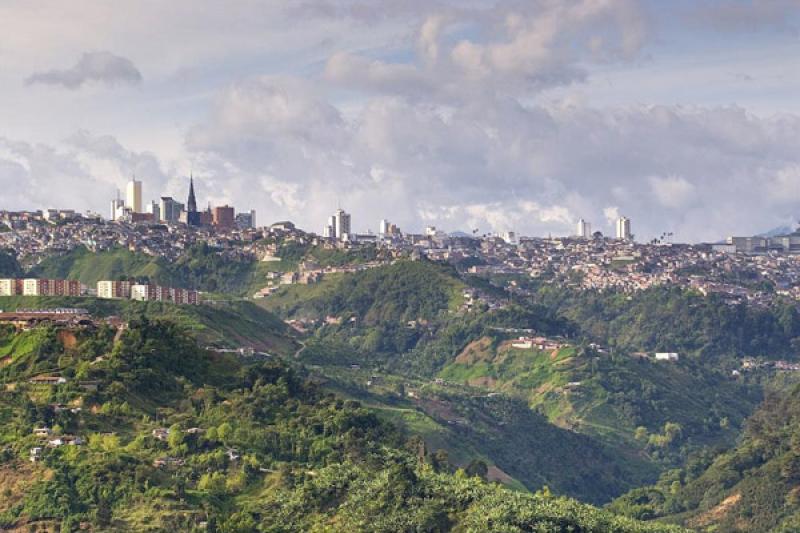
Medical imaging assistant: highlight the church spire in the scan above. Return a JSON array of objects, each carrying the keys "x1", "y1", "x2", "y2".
[{"x1": 187, "y1": 173, "x2": 197, "y2": 213}]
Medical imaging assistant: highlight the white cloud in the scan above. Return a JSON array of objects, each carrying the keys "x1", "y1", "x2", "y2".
[{"x1": 648, "y1": 175, "x2": 696, "y2": 209}]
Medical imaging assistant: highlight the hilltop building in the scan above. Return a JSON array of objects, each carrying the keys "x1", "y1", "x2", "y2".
[
  {"x1": 126, "y1": 179, "x2": 142, "y2": 214},
  {"x1": 181, "y1": 176, "x2": 202, "y2": 227},
  {"x1": 616, "y1": 216, "x2": 632, "y2": 241},
  {"x1": 160, "y1": 197, "x2": 183, "y2": 223},
  {"x1": 212, "y1": 205, "x2": 235, "y2": 229},
  {"x1": 576, "y1": 219, "x2": 591, "y2": 239},
  {"x1": 324, "y1": 208, "x2": 351, "y2": 241}
]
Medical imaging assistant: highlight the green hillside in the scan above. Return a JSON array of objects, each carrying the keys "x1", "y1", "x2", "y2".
[
  {"x1": 0, "y1": 295, "x2": 298, "y2": 355},
  {"x1": 610, "y1": 384, "x2": 800, "y2": 532},
  {"x1": 29, "y1": 246, "x2": 173, "y2": 286},
  {"x1": 0, "y1": 319, "x2": 684, "y2": 532},
  {"x1": 315, "y1": 362, "x2": 657, "y2": 504},
  {"x1": 438, "y1": 338, "x2": 760, "y2": 465},
  {"x1": 28, "y1": 244, "x2": 263, "y2": 295},
  {"x1": 0, "y1": 250, "x2": 23, "y2": 277}
]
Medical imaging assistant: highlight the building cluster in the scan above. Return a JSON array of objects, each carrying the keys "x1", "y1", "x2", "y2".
[
  {"x1": 97, "y1": 280, "x2": 199, "y2": 305},
  {"x1": 0, "y1": 278, "x2": 83, "y2": 296},
  {"x1": 110, "y1": 176, "x2": 256, "y2": 231},
  {"x1": 0, "y1": 208, "x2": 269, "y2": 269}
]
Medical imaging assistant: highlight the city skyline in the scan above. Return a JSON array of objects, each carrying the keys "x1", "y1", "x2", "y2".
[{"x1": 1, "y1": 1, "x2": 800, "y2": 242}]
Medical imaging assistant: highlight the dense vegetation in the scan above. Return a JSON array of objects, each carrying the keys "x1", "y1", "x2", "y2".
[
  {"x1": 533, "y1": 285, "x2": 800, "y2": 361},
  {"x1": 610, "y1": 383, "x2": 800, "y2": 531},
  {"x1": 0, "y1": 319, "x2": 682, "y2": 532},
  {"x1": 0, "y1": 249, "x2": 23, "y2": 277},
  {"x1": 29, "y1": 244, "x2": 263, "y2": 295},
  {"x1": 0, "y1": 295, "x2": 298, "y2": 354}
]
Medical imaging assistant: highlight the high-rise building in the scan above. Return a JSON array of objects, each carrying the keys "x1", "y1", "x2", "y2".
[
  {"x1": 126, "y1": 179, "x2": 142, "y2": 213},
  {"x1": 110, "y1": 197, "x2": 125, "y2": 221},
  {"x1": 212, "y1": 205, "x2": 235, "y2": 229},
  {"x1": 576, "y1": 218, "x2": 591, "y2": 239},
  {"x1": 147, "y1": 201, "x2": 160, "y2": 222},
  {"x1": 160, "y1": 197, "x2": 183, "y2": 223},
  {"x1": 616, "y1": 216, "x2": 632, "y2": 241},
  {"x1": 235, "y1": 210, "x2": 256, "y2": 229},
  {"x1": 333, "y1": 209, "x2": 351, "y2": 240},
  {"x1": 379, "y1": 219, "x2": 390, "y2": 236}
]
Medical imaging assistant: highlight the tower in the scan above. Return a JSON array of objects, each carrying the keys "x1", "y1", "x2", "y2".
[
  {"x1": 126, "y1": 178, "x2": 142, "y2": 213},
  {"x1": 185, "y1": 175, "x2": 201, "y2": 226},
  {"x1": 187, "y1": 175, "x2": 197, "y2": 213},
  {"x1": 334, "y1": 208, "x2": 351, "y2": 240},
  {"x1": 616, "y1": 216, "x2": 631, "y2": 241},
  {"x1": 576, "y1": 218, "x2": 591, "y2": 239}
]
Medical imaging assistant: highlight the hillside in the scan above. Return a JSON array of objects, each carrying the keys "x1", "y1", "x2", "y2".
[
  {"x1": 438, "y1": 337, "x2": 761, "y2": 466},
  {"x1": 0, "y1": 319, "x2": 684, "y2": 532},
  {"x1": 610, "y1": 384, "x2": 800, "y2": 532},
  {"x1": 0, "y1": 250, "x2": 23, "y2": 277},
  {"x1": 0, "y1": 296, "x2": 298, "y2": 355},
  {"x1": 29, "y1": 244, "x2": 262, "y2": 295},
  {"x1": 315, "y1": 362, "x2": 658, "y2": 504}
]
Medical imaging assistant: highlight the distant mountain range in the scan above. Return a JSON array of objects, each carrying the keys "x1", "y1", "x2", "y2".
[{"x1": 757, "y1": 225, "x2": 797, "y2": 237}]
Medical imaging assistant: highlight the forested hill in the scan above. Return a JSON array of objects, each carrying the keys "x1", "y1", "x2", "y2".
[
  {"x1": 263, "y1": 259, "x2": 466, "y2": 323},
  {"x1": 0, "y1": 318, "x2": 684, "y2": 532},
  {"x1": 28, "y1": 244, "x2": 261, "y2": 294},
  {"x1": 610, "y1": 383, "x2": 800, "y2": 532}
]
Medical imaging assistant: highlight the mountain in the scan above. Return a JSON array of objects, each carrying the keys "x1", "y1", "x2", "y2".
[
  {"x1": 757, "y1": 225, "x2": 797, "y2": 238},
  {"x1": 0, "y1": 317, "x2": 683, "y2": 532}
]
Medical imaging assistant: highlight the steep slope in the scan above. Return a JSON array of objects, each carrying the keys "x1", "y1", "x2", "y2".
[
  {"x1": 28, "y1": 244, "x2": 261, "y2": 294},
  {"x1": 0, "y1": 295, "x2": 299, "y2": 355},
  {"x1": 0, "y1": 320, "x2": 684, "y2": 532},
  {"x1": 610, "y1": 384, "x2": 800, "y2": 532}
]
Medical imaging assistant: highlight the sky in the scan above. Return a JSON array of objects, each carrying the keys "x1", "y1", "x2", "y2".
[{"x1": 1, "y1": 0, "x2": 799, "y2": 242}]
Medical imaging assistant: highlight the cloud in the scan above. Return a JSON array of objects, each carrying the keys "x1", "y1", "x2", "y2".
[
  {"x1": 181, "y1": 71, "x2": 800, "y2": 242},
  {"x1": 648, "y1": 175, "x2": 696, "y2": 209},
  {"x1": 26, "y1": 51, "x2": 142, "y2": 89},
  {"x1": 322, "y1": 0, "x2": 649, "y2": 98},
  {"x1": 691, "y1": 0, "x2": 799, "y2": 34}
]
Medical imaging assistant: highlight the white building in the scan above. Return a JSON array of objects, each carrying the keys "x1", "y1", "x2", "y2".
[
  {"x1": 501, "y1": 231, "x2": 517, "y2": 245},
  {"x1": 379, "y1": 219, "x2": 389, "y2": 236},
  {"x1": 655, "y1": 352, "x2": 679, "y2": 362},
  {"x1": 576, "y1": 218, "x2": 591, "y2": 239},
  {"x1": 22, "y1": 279, "x2": 41, "y2": 296},
  {"x1": 110, "y1": 197, "x2": 125, "y2": 221},
  {"x1": 0, "y1": 279, "x2": 14, "y2": 296},
  {"x1": 131, "y1": 284, "x2": 150, "y2": 301},
  {"x1": 126, "y1": 179, "x2": 143, "y2": 213},
  {"x1": 616, "y1": 216, "x2": 632, "y2": 241}
]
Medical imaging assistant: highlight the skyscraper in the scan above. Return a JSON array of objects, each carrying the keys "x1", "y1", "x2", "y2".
[
  {"x1": 334, "y1": 208, "x2": 351, "y2": 240},
  {"x1": 160, "y1": 197, "x2": 183, "y2": 223},
  {"x1": 126, "y1": 179, "x2": 142, "y2": 213},
  {"x1": 576, "y1": 218, "x2": 591, "y2": 239},
  {"x1": 110, "y1": 190, "x2": 125, "y2": 221},
  {"x1": 147, "y1": 201, "x2": 160, "y2": 222},
  {"x1": 616, "y1": 216, "x2": 631, "y2": 241}
]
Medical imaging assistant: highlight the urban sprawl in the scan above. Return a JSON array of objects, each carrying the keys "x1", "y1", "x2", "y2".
[{"x1": 1, "y1": 177, "x2": 799, "y2": 308}]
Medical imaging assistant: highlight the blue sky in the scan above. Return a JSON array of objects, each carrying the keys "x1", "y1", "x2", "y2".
[{"x1": 1, "y1": 0, "x2": 799, "y2": 241}]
